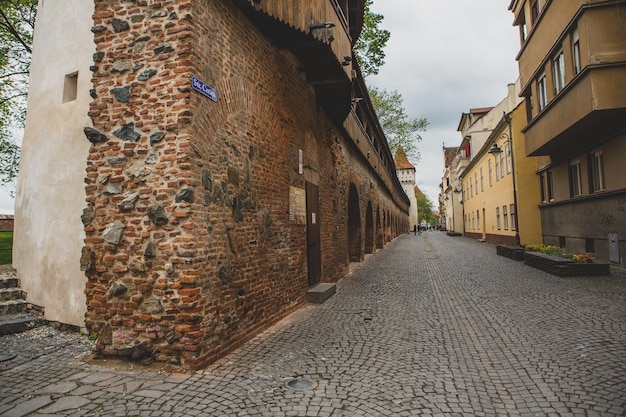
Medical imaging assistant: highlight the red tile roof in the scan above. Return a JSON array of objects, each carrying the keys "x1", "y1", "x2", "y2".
[{"x1": 394, "y1": 147, "x2": 415, "y2": 170}]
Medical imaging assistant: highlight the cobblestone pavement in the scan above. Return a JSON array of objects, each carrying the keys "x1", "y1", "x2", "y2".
[{"x1": 1, "y1": 232, "x2": 625, "y2": 416}]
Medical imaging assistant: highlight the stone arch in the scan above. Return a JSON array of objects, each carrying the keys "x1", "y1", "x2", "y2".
[
  {"x1": 365, "y1": 201, "x2": 374, "y2": 254},
  {"x1": 348, "y1": 183, "x2": 362, "y2": 262},
  {"x1": 376, "y1": 206, "x2": 383, "y2": 249}
]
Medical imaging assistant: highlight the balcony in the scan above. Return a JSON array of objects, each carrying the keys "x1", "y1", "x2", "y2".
[
  {"x1": 523, "y1": 64, "x2": 626, "y2": 157},
  {"x1": 232, "y1": 0, "x2": 363, "y2": 124}
]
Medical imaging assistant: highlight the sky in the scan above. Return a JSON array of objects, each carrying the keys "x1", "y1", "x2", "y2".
[
  {"x1": 367, "y1": 0, "x2": 521, "y2": 206},
  {"x1": 0, "y1": 0, "x2": 519, "y2": 215}
]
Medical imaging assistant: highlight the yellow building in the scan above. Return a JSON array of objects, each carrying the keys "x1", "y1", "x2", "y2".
[
  {"x1": 509, "y1": 0, "x2": 626, "y2": 264},
  {"x1": 461, "y1": 100, "x2": 543, "y2": 245}
]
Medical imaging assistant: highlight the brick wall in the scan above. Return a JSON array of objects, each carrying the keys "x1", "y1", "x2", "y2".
[
  {"x1": 84, "y1": 0, "x2": 406, "y2": 369},
  {"x1": 0, "y1": 215, "x2": 14, "y2": 231}
]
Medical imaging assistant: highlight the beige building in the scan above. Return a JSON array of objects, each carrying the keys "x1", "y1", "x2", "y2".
[{"x1": 509, "y1": 0, "x2": 626, "y2": 264}]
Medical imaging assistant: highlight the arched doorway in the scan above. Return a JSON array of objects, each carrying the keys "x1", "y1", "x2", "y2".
[
  {"x1": 376, "y1": 206, "x2": 383, "y2": 249},
  {"x1": 365, "y1": 201, "x2": 374, "y2": 254},
  {"x1": 348, "y1": 183, "x2": 362, "y2": 262}
]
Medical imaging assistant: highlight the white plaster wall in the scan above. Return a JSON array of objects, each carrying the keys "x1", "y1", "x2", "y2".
[
  {"x1": 13, "y1": 0, "x2": 94, "y2": 327},
  {"x1": 398, "y1": 169, "x2": 418, "y2": 230}
]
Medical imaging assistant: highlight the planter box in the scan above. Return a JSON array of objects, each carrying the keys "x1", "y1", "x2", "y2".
[
  {"x1": 496, "y1": 245, "x2": 525, "y2": 261},
  {"x1": 523, "y1": 251, "x2": 610, "y2": 277}
]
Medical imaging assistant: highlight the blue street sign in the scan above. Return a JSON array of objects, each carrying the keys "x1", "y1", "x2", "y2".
[{"x1": 192, "y1": 76, "x2": 218, "y2": 102}]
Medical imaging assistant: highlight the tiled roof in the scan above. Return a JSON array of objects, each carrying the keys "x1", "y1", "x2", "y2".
[{"x1": 394, "y1": 147, "x2": 415, "y2": 170}]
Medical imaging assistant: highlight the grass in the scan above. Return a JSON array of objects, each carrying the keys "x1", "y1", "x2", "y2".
[{"x1": 0, "y1": 231, "x2": 13, "y2": 265}]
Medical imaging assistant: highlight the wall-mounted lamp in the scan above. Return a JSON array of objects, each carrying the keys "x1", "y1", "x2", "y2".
[
  {"x1": 341, "y1": 56, "x2": 352, "y2": 66},
  {"x1": 351, "y1": 97, "x2": 363, "y2": 104},
  {"x1": 488, "y1": 143, "x2": 502, "y2": 154},
  {"x1": 310, "y1": 22, "x2": 335, "y2": 30}
]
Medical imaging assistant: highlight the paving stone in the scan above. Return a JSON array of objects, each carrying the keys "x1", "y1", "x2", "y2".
[{"x1": 1, "y1": 233, "x2": 625, "y2": 416}]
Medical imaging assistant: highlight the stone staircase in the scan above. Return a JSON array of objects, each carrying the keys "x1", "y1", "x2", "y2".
[{"x1": 0, "y1": 267, "x2": 41, "y2": 336}]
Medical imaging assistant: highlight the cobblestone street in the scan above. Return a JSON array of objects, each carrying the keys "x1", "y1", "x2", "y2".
[{"x1": 1, "y1": 232, "x2": 625, "y2": 416}]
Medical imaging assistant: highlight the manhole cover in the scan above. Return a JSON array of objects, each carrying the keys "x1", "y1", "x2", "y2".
[
  {"x1": 285, "y1": 379, "x2": 316, "y2": 391},
  {"x1": 0, "y1": 353, "x2": 17, "y2": 362}
]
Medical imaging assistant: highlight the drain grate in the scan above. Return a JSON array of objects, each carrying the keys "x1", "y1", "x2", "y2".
[{"x1": 285, "y1": 379, "x2": 316, "y2": 391}]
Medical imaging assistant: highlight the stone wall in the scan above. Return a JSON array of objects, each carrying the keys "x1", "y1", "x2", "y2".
[{"x1": 84, "y1": 0, "x2": 405, "y2": 368}]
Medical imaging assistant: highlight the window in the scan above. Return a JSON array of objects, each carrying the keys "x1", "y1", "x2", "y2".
[
  {"x1": 505, "y1": 143, "x2": 511, "y2": 174},
  {"x1": 63, "y1": 72, "x2": 78, "y2": 103},
  {"x1": 480, "y1": 168, "x2": 484, "y2": 192},
  {"x1": 488, "y1": 161, "x2": 493, "y2": 186},
  {"x1": 573, "y1": 28, "x2": 581, "y2": 75},
  {"x1": 503, "y1": 205, "x2": 509, "y2": 230},
  {"x1": 569, "y1": 159, "x2": 582, "y2": 197},
  {"x1": 553, "y1": 50, "x2": 566, "y2": 94},
  {"x1": 475, "y1": 173, "x2": 478, "y2": 195},
  {"x1": 470, "y1": 182, "x2": 473, "y2": 198},
  {"x1": 472, "y1": 212, "x2": 475, "y2": 229},
  {"x1": 519, "y1": 14, "x2": 527, "y2": 44},
  {"x1": 499, "y1": 151, "x2": 505, "y2": 178},
  {"x1": 531, "y1": 0, "x2": 541, "y2": 24},
  {"x1": 590, "y1": 149, "x2": 605, "y2": 192},
  {"x1": 510, "y1": 204, "x2": 517, "y2": 231},
  {"x1": 495, "y1": 154, "x2": 500, "y2": 181},
  {"x1": 477, "y1": 210, "x2": 480, "y2": 230},
  {"x1": 540, "y1": 169, "x2": 555, "y2": 202},
  {"x1": 537, "y1": 73, "x2": 548, "y2": 110},
  {"x1": 496, "y1": 207, "x2": 501, "y2": 230},
  {"x1": 547, "y1": 169, "x2": 554, "y2": 201}
]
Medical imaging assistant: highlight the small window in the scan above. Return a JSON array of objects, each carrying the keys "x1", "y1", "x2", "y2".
[
  {"x1": 488, "y1": 160, "x2": 493, "y2": 186},
  {"x1": 472, "y1": 212, "x2": 475, "y2": 229},
  {"x1": 559, "y1": 236, "x2": 566, "y2": 248},
  {"x1": 569, "y1": 159, "x2": 582, "y2": 197},
  {"x1": 547, "y1": 169, "x2": 554, "y2": 201},
  {"x1": 496, "y1": 207, "x2": 501, "y2": 230},
  {"x1": 531, "y1": 0, "x2": 541, "y2": 24},
  {"x1": 510, "y1": 204, "x2": 517, "y2": 231},
  {"x1": 585, "y1": 238, "x2": 595, "y2": 253},
  {"x1": 477, "y1": 210, "x2": 480, "y2": 230},
  {"x1": 590, "y1": 149, "x2": 605, "y2": 192},
  {"x1": 553, "y1": 50, "x2": 566, "y2": 94},
  {"x1": 475, "y1": 173, "x2": 478, "y2": 195},
  {"x1": 480, "y1": 167, "x2": 484, "y2": 192},
  {"x1": 63, "y1": 72, "x2": 79, "y2": 103},
  {"x1": 505, "y1": 143, "x2": 511, "y2": 174},
  {"x1": 495, "y1": 154, "x2": 500, "y2": 181},
  {"x1": 499, "y1": 151, "x2": 505, "y2": 178},
  {"x1": 537, "y1": 73, "x2": 548, "y2": 110},
  {"x1": 573, "y1": 28, "x2": 581, "y2": 75},
  {"x1": 503, "y1": 205, "x2": 509, "y2": 230}
]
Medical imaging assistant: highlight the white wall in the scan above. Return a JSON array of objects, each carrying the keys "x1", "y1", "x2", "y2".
[{"x1": 13, "y1": 0, "x2": 94, "y2": 327}]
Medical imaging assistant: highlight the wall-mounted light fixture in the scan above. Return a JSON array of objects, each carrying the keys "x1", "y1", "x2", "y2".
[
  {"x1": 488, "y1": 143, "x2": 502, "y2": 154},
  {"x1": 310, "y1": 22, "x2": 335, "y2": 30},
  {"x1": 341, "y1": 56, "x2": 352, "y2": 66},
  {"x1": 351, "y1": 97, "x2": 363, "y2": 104}
]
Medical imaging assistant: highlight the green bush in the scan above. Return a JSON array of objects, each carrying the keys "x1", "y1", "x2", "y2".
[
  {"x1": 0, "y1": 231, "x2": 13, "y2": 265},
  {"x1": 525, "y1": 243, "x2": 560, "y2": 255}
]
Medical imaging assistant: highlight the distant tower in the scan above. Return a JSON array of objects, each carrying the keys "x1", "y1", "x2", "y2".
[{"x1": 394, "y1": 147, "x2": 418, "y2": 230}]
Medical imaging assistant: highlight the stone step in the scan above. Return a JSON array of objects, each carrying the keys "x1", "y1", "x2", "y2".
[
  {"x1": 0, "y1": 276, "x2": 18, "y2": 289},
  {"x1": 0, "y1": 299, "x2": 28, "y2": 315},
  {"x1": 0, "y1": 313, "x2": 41, "y2": 336},
  {"x1": 0, "y1": 287, "x2": 23, "y2": 302},
  {"x1": 306, "y1": 283, "x2": 336, "y2": 304}
]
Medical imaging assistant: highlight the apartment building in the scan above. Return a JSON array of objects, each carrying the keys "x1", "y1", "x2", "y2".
[{"x1": 509, "y1": 0, "x2": 626, "y2": 264}]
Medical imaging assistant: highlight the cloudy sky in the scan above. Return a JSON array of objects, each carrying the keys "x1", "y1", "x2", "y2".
[
  {"x1": 0, "y1": 0, "x2": 520, "y2": 215},
  {"x1": 367, "y1": 0, "x2": 521, "y2": 206}
]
